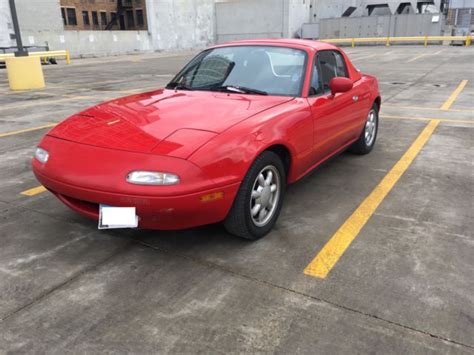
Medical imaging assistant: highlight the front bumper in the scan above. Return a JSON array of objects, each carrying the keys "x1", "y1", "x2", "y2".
[
  {"x1": 32, "y1": 136, "x2": 240, "y2": 230},
  {"x1": 34, "y1": 170, "x2": 240, "y2": 230}
]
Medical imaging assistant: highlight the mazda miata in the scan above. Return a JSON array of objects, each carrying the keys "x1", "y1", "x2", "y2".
[{"x1": 33, "y1": 39, "x2": 380, "y2": 239}]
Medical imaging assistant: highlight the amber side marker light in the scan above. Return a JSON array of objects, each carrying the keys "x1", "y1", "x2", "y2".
[{"x1": 200, "y1": 192, "x2": 224, "y2": 203}]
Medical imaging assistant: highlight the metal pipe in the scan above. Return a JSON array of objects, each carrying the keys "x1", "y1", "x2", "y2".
[{"x1": 9, "y1": 0, "x2": 28, "y2": 56}]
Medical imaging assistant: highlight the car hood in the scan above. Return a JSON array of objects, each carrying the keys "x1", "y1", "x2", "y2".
[{"x1": 48, "y1": 89, "x2": 293, "y2": 156}]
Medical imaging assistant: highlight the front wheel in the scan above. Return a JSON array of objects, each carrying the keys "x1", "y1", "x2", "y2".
[
  {"x1": 349, "y1": 104, "x2": 379, "y2": 155},
  {"x1": 224, "y1": 151, "x2": 286, "y2": 240}
]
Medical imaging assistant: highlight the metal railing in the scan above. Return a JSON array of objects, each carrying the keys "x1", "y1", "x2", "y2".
[
  {"x1": 319, "y1": 35, "x2": 472, "y2": 47},
  {"x1": 0, "y1": 49, "x2": 71, "y2": 64}
]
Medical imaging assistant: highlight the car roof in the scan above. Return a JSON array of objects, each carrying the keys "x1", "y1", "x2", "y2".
[{"x1": 211, "y1": 38, "x2": 339, "y2": 52}]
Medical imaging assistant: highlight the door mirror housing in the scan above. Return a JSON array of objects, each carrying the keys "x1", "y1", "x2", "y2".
[{"x1": 329, "y1": 77, "x2": 353, "y2": 96}]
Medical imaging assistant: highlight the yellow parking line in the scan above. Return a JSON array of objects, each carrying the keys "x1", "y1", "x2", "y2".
[
  {"x1": 381, "y1": 114, "x2": 473, "y2": 124},
  {"x1": 0, "y1": 123, "x2": 57, "y2": 138},
  {"x1": 21, "y1": 185, "x2": 47, "y2": 196},
  {"x1": 0, "y1": 96, "x2": 93, "y2": 112},
  {"x1": 440, "y1": 80, "x2": 468, "y2": 110},
  {"x1": 382, "y1": 104, "x2": 474, "y2": 112},
  {"x1": 304, "y1": 119, "x2": 440, "y2": 278}
]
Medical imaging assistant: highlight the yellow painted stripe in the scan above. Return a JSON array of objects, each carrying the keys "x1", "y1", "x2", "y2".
[
  {"x1": 0, "y1": 96, "x2": 92, "y2": 112},
  {"x1": 21, "y1": 185, "x2": 47, "y2": 196},
  {"x1": 406, "y1": 53, "x2": 428, "y2": 63},
  {"x1": 0, "y1": 123, "x2": 57, "y2": 138},
  {"x1": 304, "y1": 120, "x2": 440, "y2": 278},
  {"x1": 381, "y1": 114, "x2": 473, "y2": 124},
  {"x1": 382, "y1": 104, "x2": 474, "y2": 112},
  {"x1": 440, "y1": 80, "x2": 468, "y2": 110}
]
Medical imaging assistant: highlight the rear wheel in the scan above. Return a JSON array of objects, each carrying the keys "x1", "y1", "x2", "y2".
[
  {"x1": 224, "y1": 151, "x2": 286, "y2": 240},
  {"x1": 349, "y1": 104, "x2": 379, "y2": 155}
]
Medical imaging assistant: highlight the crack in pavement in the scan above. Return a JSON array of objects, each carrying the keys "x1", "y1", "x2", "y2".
[
  {"x1": 2, "y1": 188, "x2": 474, "y2": 350},
  {"x1": 384, "y1": 57, "x2": 452, "y2": 103},
  {"x1": 133, "y1": 239, "x2": 474, "y2": 351},
  {"x1": 0, "y1": 235, "x2": 134, "y2": 323},
  {"x1": 1, "y1": 50, "x2": 472, "y2": 351}
]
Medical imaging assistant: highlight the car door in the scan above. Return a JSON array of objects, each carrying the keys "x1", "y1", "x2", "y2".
[{"x1": 306, "y1": 50, "x2": 361, "y2": 164}]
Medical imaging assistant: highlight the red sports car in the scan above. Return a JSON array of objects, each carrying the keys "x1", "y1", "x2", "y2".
[{"x1": 33, "y1": 39, "x2": 380, "y2": 239}]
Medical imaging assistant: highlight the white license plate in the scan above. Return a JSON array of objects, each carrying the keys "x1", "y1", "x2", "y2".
[{"x1": 98, "y1": 205, "x2": 138, "y2": 229}]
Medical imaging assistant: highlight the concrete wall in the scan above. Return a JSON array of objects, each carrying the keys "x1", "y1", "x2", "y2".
[
  {"x1": 21, "y1": 30, "x2": 152, "y2": 57},
  {"x1": 1, "y1": 0, "x2": 152, "y2": 57},
  {"x1": 303, "y1": 13, "x2": 445, "y2": 39},
  {"x1": 147, "y1": 0, "x2": 215, "y2": 50},
  {"x1": 215, "y1": 0, "x2": 311, "y2": 43},
  {"x1": 216, "y1": 0, "x2": 285, "y2": 43},
  {"x1": 310, "y1": 0, "x2": 443, "y2": 20},
  {"x1": 310, "y1": 0, "x2": 357, "y2": 22},
  {"x1": 0, "y1": 0, "x2": 14, "y2": 47},
  {"x1": 288, "y1": 0, "x2": 311, "y2": 37},
  {"x1": 15, "y1": 0, "x2": 63, "y2": 32},
  {"x1": 450, "y1": 0, "x2": 474, "y2": 8}
]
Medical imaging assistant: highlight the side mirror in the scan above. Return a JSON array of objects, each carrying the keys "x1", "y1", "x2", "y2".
[{"x1": 329, "y1": 77, "x2": 353, "y2": 96}]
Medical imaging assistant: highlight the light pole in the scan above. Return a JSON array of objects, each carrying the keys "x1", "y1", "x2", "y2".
[{"x1": 9, "y1": 0, "x2": 28, "y2": 56}]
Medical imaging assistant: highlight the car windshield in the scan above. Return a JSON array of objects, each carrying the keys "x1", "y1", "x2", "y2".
[{"x1": 167, "y1": 45, "x2": 307, "y2": 97}]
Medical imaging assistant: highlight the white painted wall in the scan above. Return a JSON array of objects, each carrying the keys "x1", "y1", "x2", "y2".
[
  {"x1": 215, "y1": 0, "x2": 286, "y2": 43},
  {"x1": 288, "y1": 0, "x2": 311, "y2": 37},
  {"x1": 0, "y1": 0, "x2": 14, "y2": 47},
  {"x1": 147, "y1": 0, "x2": 215, "y2": 50},
  {"x1": 21, "y1": 30, "x2": 152, "y2": 57},
  {"x1": 15, "y1": 0, "x2": 63, "y2": 32}
]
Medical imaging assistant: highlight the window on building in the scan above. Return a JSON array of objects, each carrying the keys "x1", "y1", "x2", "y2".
[
  {"x1": 61, "y1": 7, "x2": 67, "y2": 25},
  {"x1": 136, "y1": 9, "x2": 144, "y2": 26},
  {"x1": 367, "y1": 4, "x2": 391, "y2": 16},
  {"x1": 67, "y1": 8, "x2": 77, "y2": 26},
  {"x1": 396, "y1": 3, "x2": 414, "y2": 14},
  {"x1": 91, "y1": 11, "x2": 99, "y2": 26},
  {"x1": 82, "y1": 11, "x2": 90, "y2": 26},
  {"x1": 126, "y1": 10, "x2": 135, "y2": 28},
  {"x1": 100, "y1": 12, "x2": 107, "y2": 27},
  {"x1": 119, "y1": 14, "x2": 125, "y2": 29},
  {"x1": 341, "y1": 6, "x2": 356, "y2": 17}
]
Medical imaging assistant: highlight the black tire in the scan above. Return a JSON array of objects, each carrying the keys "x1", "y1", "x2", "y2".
[
  {"x1": 349, "y1": 103, "x2": 379, "y2": 155},
  {"x1": 224, "y1": 151, "x2": 286, "y2": 240}
]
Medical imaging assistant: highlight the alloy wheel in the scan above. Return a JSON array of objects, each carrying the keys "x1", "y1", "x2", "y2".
[{"x1": 249, "y1": 165, "x2": 281, "y2": 227}]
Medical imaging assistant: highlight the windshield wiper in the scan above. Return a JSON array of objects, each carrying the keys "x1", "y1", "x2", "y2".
[
  {"x1": 212, "y1": 85, "x2": 268, "y2": 96},
  {"x1": 166, "y1": 82, "x2": 193, "y2": 91}
]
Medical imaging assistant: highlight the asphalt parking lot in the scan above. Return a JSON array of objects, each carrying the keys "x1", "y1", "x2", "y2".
[{"x1": 0, "y1": 45, "x2": 473, "y2": 353}]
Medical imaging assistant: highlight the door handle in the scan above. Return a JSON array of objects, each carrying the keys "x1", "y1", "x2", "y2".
[{"x1": 352, "y1": 95, "x2": 359, "y2": 102}]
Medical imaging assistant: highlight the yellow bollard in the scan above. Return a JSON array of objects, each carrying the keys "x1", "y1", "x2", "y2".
[
  {"x1": 352, "y1": 38, "x2": 355, "y2": 48},
  {"x1": 5, "y1": 56, "x2": 45, "y2": 91},
  {"x1": 386, "y1": 36, "x2": 390, "y2": 46},
  {"x1": 424, "y1": 35, "x2": 428, "y2": 47},
  {"x1": 466, "y1": 35, "x2": 471, "y2": 47},
  {"x1": 66, "y1": 49, "x2": 71, "y2": 64}
]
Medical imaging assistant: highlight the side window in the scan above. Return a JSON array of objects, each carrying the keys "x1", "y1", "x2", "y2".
[
  {"x1": 309, "y1": 59, "x2": 323, "y2": 96},
  {"x1": 317, "y1": 51, "x2": 349, "y2": 93},
  {"x1": 334, "y1": 51, "x2": 348, "y2": 78}
]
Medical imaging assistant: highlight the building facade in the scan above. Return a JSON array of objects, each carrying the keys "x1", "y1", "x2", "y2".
[
  {"x1": 59, "y1": 0, "x2": 147, "y2": 31},
  {"x1": 0, "y1": 0, "x2": 469, "y2": 58}
]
